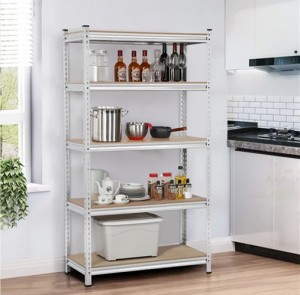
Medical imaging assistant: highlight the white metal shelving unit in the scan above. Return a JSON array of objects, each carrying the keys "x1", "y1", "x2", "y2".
[{"x1": 63, "y1": 25, "x2": 211, "y2": 286}]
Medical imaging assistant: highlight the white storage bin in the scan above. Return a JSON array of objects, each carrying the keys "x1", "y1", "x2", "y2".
[{"x1": 94, "y1": 213, "x2": 163, "y2": 261}]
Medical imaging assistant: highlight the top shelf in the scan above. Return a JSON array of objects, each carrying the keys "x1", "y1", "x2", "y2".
[{"x1": 64, "y1": 29, "x2": 210, "y2": 45}]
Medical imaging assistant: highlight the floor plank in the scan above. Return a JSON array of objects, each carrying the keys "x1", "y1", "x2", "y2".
[{"x1": 1, "y1": 252, "x2": 300, "y2": 295}]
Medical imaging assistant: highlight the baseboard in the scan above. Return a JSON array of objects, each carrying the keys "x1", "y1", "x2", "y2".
[
  {"x1": 1, "y1": 237, "x2": 234, "y2": 279},
  {"x1": 1, "y1": 257, "x2": 65, "y2": 279}
]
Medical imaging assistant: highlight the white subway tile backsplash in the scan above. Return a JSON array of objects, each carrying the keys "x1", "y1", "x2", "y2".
[
  {"x1": 255, "y1": 96, "x2": 267, "y2": 102},
  {"x1": 250, "y1": 102, "x2": 261, "y2": 108},
  {"x1": 280, "y1": 96, "x2": 294, "y2": 103},
  {"x1": 274, "y1": 115, "x2": 286, "y2": 122},
  {"x1": 255, "y1": 108, "x2": 268, "y2": 114},
  {"x1": 267, "y1": 108, "x2": 280, "y2": 115},
  {"x1": 274, "y1": 102, "x2": 287, "y2": 109},
  {"x1": 261, "y1": 114, "x2": 273, "y2": 121},
  {"x1": 280, "y1": 109, "x2": 293, "y2": 116},
  {"x1": 267, "y1": 96, "x2": 280, "y2": 102},
  {"x1": 228, "y1": 95, "x2": 300, "y2": 130},
  {"x1": 239, "y1": 102, "x2": 250, "y2": 108}
]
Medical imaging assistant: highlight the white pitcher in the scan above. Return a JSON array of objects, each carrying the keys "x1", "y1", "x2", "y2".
[{"x1": 94, "y1": 177, "x2": 120, "y2": 201}]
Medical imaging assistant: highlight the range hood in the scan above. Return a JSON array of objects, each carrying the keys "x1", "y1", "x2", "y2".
[{"x1": 249, "y1": 55, "x2": 300, "y2": 72}]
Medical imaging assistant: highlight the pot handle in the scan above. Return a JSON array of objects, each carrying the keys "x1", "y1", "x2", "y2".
[
  {"x1": 121, "y1": 109, "x2": 129, "y2": 117},
  {"x1": 170, "y1": 127, "x2": 187, "y2": 132},
  {"x1": 146, "y1": 122, "x2": 153, "y2": 129}
]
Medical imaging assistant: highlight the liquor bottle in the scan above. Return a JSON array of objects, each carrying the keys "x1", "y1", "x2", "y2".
[
  {"x1": 175, "y1": 165, "x2": 187, "y2": 185},
  {"x1": 160, "y1": 43, "x2": 169, "y2": 82},
  {"x1": 114, "y1": 50, "x2": 127, "y2": 82},
  {"x1": 140, "y1": 50, "x2": 151, "y2": 82},
  {"x1": 169, "y1": 43, "x2": 180, "y2": 82},
  {"x1": 128, "y1": 50, "x2": 141, "y2": 82},
  {"x1": 178, "y1": 43, "x2": 187, "y2": 82},
  {"x1": 150, "y1": 49, "x2": 163, "y2": 82}
]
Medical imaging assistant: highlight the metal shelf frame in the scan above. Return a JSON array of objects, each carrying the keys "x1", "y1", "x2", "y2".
[{"x1": 63, "y1": 25, "x2": 212, "y2": 286}]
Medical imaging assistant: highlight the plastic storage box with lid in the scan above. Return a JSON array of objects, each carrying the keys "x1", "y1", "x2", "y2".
[{"x1": 93, "y1": 213, "x2": 163, "y2": 261}]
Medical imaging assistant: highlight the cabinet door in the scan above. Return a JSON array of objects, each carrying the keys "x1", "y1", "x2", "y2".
[
  {"x1": 274, "y1": 157, "x2": 300, "y2": 254},
  {"x1": 225, "y1": 0, "x2": 255, "y2": 70},
  {"x1": 255, "y1": 0, "x2": 300, "y2": 58},
  {"x1": 231, "y1": 150, "x2": 274, "y2": 248}
]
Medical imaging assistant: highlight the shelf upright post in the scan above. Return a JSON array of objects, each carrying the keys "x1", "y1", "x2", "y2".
[
  {"x1": 206, "y1": 29, "x2": 212, "y2": 274},
  {"x1": 179, "y1": 87, "x2": 188, "y2": 245},
  {"x1": 63, "y1": 29, "x2": 71, "y2": 274},
  {"x1": 82, "y1": 25, "x2": 93, "y2": 287}
]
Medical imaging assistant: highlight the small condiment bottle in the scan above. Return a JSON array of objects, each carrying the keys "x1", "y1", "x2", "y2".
[
  {"x1": 148, "y1": 173, "x2": 158, "y2": 198},
  {"x1": 153, "y1": 180, "x2": 163, "y2": 201},
  {"x1": 176, "y1": 179, "x2": 184, "y2": 200},
  {"x1": 167, "y1": 179, "x2": 176, "y2": 200},
  {"x1": 161, "y1": 172, "x2": 172, "y2": 199},
  {"x1": 184, "y1": 178, "x2": 192, "y2": 199}
]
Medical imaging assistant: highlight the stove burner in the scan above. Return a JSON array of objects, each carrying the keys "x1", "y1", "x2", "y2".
[{"x1": 258, "y1": 128, "x2": 300, "y2": 141}]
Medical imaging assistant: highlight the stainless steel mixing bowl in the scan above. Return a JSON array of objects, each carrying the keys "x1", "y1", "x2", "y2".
[{"x1": 125, "y1": 122, "x2": 150, "y2": 140}]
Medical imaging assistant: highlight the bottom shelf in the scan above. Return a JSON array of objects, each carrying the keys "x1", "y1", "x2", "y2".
[{"x1": 67, "y1": 245, "x2": 207, "y2": 275}]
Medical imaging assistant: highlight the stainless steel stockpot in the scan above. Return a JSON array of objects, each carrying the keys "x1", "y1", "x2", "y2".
[{"x1": 91, "y1": 106, "x2": 128, "y2": 142}]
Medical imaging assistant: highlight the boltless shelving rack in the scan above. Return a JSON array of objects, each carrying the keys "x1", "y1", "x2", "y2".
[{"x1": 63, "y1": 25, "x2": 211, "y2": 286}]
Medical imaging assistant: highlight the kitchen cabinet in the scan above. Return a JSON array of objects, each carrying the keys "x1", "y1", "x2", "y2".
[
  {"x1": 63, "y1": 26, "x2": 212, "y2": 286},
  {"x1": 254, "y1": 0, "x2": 300, "y2": 58},
  {"x1": 230, "y1": 149, "x2": 300, "y2": 255},
  {"x1": 225, "y1": 0, "x2": 300, "y2": 70},
  {"x1": 225, "y1": 0, "x2": 255, "y2": 70}
]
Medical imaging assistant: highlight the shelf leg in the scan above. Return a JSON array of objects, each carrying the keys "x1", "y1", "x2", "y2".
[{"x1": 84, "y1": 274, "x2": 92, "y2": 287}]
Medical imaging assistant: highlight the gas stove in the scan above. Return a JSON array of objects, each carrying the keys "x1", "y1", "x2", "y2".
[{"x1": 257, "y1": 128, "x2": 300, "y2": 142}]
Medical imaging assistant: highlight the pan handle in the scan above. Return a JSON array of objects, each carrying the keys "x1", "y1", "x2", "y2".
[{"x1": 170, "y1": 127, "x2": 187, "y2": 132}]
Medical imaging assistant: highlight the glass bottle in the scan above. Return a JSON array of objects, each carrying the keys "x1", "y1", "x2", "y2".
[
  {"x1": 153, "y1": 180, "x2": 163, "y2": 201},
  {"x1": 176, "y1": 179, "x2": 184, "y2": 200},
  {"x1": 114, "y1": 50, "x2": 127, "y2": 82},
  {"x1": 167, "y1": 179, "x2": 176, "y2": 200},
  {"x1": 161, "y1": 172, "x2": 172, "y2": 199},
  {"x1": 140, "y1": 50, "x2": 151, "y2": 82},
  {"x1": 175, "y1": 165, "x2": 187, "y2": 185},
  {"x1": 169, "y1": 43, "x2": 180, "y2": 82},
  {"x1": 128, "y1": 50, "x2": 141, "y2": 82},
  {"x1": 178, "y1": 43, "x2": 187, "y2": 82},
  {"x1": 160, "y1": 43, "x2": 169, "y2": 82},
  {"x1": 148, "y1": 173, "x2": 158, "y2": 198},
  {"x1": 184, "y1": 178, "x2": 192, "y2": 199},
  {"x1": 150, "y1": 49, "x2": 163, "y2": 82}
]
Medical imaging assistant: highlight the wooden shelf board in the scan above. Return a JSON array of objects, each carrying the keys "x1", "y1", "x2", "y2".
[{"x1": 68, "y1": 245, "x2": 206, "y2": 269}]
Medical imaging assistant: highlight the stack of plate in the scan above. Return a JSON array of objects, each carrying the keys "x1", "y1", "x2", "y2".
[{"x1": 119, "y1": 183, "x2": 150, "y2": 201}]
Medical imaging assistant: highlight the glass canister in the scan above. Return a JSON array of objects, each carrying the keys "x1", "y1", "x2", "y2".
[{"x1": 89, "y1": 50, "x2": 109, "y2": 82}]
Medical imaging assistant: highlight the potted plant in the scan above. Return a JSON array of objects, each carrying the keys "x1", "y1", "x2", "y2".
[{"x1": 0, "y1": 157, "x2": 29, "y2": 229}]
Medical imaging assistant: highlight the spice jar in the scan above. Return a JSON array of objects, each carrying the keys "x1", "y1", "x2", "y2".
[
  {"x1": 148, "y1": 173, "x2": 158, "y2": 198},
  {"x1": 153, "y1": 180, "x2": 163, "y2": 201},
  {"x1": 176, "y1": 179, "x2": 184, "y2": 200},
  {"x1": 161, "y1": 172, "x2": 172, "y2": 199},
  {"x1": 167, "y1": 179, "x2": 176, "y2": 200},
  {"x1": 184, "y1": 178, "x2": 192, "y2": 199}
]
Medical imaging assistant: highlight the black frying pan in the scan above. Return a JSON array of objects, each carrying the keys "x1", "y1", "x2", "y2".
[{"x1": 150, "y1": 126, "x2": 187, "y2": 138}]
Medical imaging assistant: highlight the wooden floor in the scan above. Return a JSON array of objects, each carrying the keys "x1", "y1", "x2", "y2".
[{"x1": 1, "y1": 252, "x2": 300, "y2": 295}]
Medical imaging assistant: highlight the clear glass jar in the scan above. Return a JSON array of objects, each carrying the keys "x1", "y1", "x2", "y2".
[{"x1": 89, "y1": 49, "x2": 108, "y2": 82}]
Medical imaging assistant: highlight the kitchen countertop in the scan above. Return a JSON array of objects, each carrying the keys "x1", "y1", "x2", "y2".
[{"x1": 227, "y1": 121, "x2": 300, "y2": 156}]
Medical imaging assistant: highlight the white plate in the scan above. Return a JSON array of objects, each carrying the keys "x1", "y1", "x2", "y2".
[
  {"x1": 121, "y1": 183, "x2": 144, "y2": 191},
  {"x1": 95, "y1": 200, "x2": 112, "y2": 205},
  {"x1": 113, "y1": 199, "x2": 130, "y2": 205},
  {"x1": 128, "y1": 195, "x2": 150, "y2": 201}
]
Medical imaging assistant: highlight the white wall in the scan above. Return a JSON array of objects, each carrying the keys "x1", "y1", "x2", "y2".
[{"x1": 1, "y1": 0, "x2": 229, "y2": 278}]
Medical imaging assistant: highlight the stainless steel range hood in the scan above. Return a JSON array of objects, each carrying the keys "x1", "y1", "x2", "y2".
[{"x1": 249, "y1": 55, "x2": 300, "y2": 72}]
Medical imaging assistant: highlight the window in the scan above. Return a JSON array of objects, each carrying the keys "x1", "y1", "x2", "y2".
[{"x1": 0, "y1": 0, "x2": 34, "y2": 180}]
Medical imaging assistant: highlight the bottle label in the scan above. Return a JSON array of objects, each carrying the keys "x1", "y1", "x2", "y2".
[
  {"x1": 117, "y1": 67, "x2": 126, "y2": 82},
  {"x1": 132, "y1": 67, "x2": 140, "y2": 82}
]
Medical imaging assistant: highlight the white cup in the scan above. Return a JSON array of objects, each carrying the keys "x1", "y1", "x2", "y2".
[{"x1": 115, "y1": 194, "x2": 128, "y2": 203}]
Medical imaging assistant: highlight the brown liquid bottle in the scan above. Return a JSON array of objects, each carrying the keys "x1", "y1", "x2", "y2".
[
  {"x1": 128, "y1": 50, "x2": 141, "y2": 82},
  {"x1": 114, "y1": 50, "x2": 127, "y2": 82},
  {"x1": 140, "y1": 50, "x2": 151, "y2": 82}
]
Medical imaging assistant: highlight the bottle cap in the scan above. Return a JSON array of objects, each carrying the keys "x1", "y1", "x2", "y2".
[
  {"x1": 178, "y1": 179, "x2": 182, "y2": 184},
  {"x1": 117, "y1": 50, "x2": 123, "y2": 56},
  {"x1": 132, "y1": 50, "x2": 137, "y2": 57},
  {"x1": 142, "y1": 50, "x2": 147, "y2": 56},
  {"x1": 163, "y1": 172, "x2": 172, "y2": 177},
  {"x1": 156, "y1": 180, "x2": 161, "y2": 185},
  {"x1": 170, "y1": 179, "x2": 174, "y2": 184},
  {"x1": 186, "y1": 178, "x2": 190, "y2": 183},
  {"x1": 149, "y1": 173, "x2": 158, "y2": 177},
  {"x1": 154, "y1": 49, "x2": 161, "y2": 57},
  {"x1": 178, "y1": 165, "x2": 183, "y2": 169}
]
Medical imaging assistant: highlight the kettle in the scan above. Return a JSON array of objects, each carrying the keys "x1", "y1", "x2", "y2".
[{"x1": 94, "y1": 177, "x2": 121, "y2": 197}]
